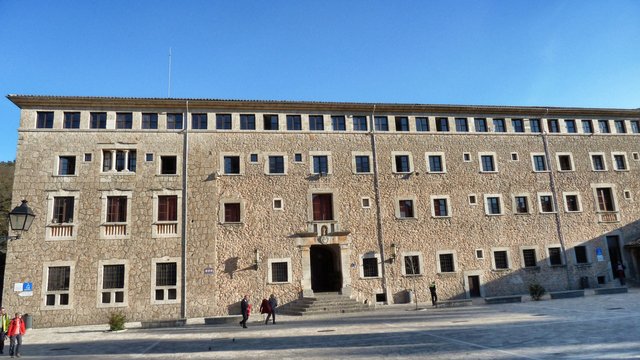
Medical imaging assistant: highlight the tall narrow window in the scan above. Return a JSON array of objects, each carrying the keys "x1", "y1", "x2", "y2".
[
  {"x1": 574, "y1": 246, "x2": 588, "y2": 264},
  {"x1": 591, "y1": 154, "x2": 606, "y2": 171},
  {"x1": 480, "y1": 155, "x2": 496, "y2": 172},
  {"x1": 613, "y1": 154, "x2": 627, "y2": 171},
  {"x1": 286, "y1": 115, "x2": 301, "y2": 130},
  {"x1": 155, "y1": 262, "x2": 177, "y2": 302},
  {"x1": 427, "y1": 155, "x2": 444, "y2": 173},
  {"x1": 312, "y1": 194, "x2": 334, "y2": 221},
  {"x1": 101, "y1": 264, "x2": 125, "y2": 305},
  {"x1": 455, "y1": 118, "x2": 469, "y2": 132},
  {"x1": 631, "y1": 120, "x2": 640, "y2": 134},
  {"x1": 37, "y1": 111, "x2": 55, "y2": 128},
  {"x1": 63, "y1": 112, "x2": 80, "y2": 129},
  {"x1": 362, "y1": 257, "x2": 379, "y2": 277},
  {"x1": 514, "y1": 196, "x2": 529, "y2": 214},
  {"x1": 532, "y1": 155, "x2": 548, "y2": 171},
  {"x1": 332, "y1": 116, "x2": 346, "y2": 131},
  {"x1": 433, "y1": 198, "x2": 449, "y2": 217},
  {"x1": 557, "y1": 154, "x2": 573, "y2": 171},
  {"x1": 45, "y1": 266, "x2": 71, "y2": 306},
  {"x1": 142, "y1": 113, "x2": 158, "y2": 129},
  {"x1": 614, "y1": 120, "x2": 626, "y2": 133},
  {"x1": 355, "y1": 156, "x2": 370, "y2": 173},
  {"x1": 548, "y1": 247, "x2": 563, "y2": 266},
  {"x1": 596, "y1": 188, "x2": 615, "y2": 212},
  {"x1": 485, "y1": 196, "x2": 501, "y2": 215}
]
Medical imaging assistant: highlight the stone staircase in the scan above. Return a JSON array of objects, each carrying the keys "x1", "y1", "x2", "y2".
[{"x1": 277, "y1": 293, "x2": 372, "y2": 316}]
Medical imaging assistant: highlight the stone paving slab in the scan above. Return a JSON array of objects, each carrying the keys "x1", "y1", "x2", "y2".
[{"x1": 14, "y1": 288, "x2": 640, "y2": 359}]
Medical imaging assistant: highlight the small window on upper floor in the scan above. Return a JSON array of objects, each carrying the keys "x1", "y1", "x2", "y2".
[
  {"x1": 63, "y1": 112, "x2": 80, "y2": 129},
  {"x1": 493, "y1": 119, "x2": 506, "y2": 132},
  {"x1": 564, "y1": 193, "x2": 581, "y2": 212},
  {"x1": 474, "y1": 118, "x2": 488, "y2": 132},
  {"x1": 633, "y1": 152, "x2": 640, "y2": 161},
  {"x1": 565, "y1": 119, "x2": 577, "y2": 133},
  {"x1": 223, "y1": 202, "x2": 241, "y2": 223},
  {"x1": 485, "y1": 195, "x2": 503, "y2": 215},
  {"x1": 432, "y1": 197, "x2": 450, "y2": 218},
  {"x1": 624, "y1": 190, "x2": 632, "y2": 200},
  {"x1": 224, "y1": 155, "x2": 241, "y2": 174},
  {"x1": 375, "y1": 116, "x2": 389, "y2": 131},
  {"x1": 167, "y1": 113, "x2": 183, "y2": 130},
  {"x1": 479, "y1": 154, "x2": 497, "y2": 172},
  {"x1": 463, "y1": 153, "x2": 471, "y2": 162},
  {"x1": 574, "y1": 246, "x2": 589, "y2": 264},
  {"x1": 512, "y1": 119, "x2": 524, "y2": 133},
  {"x1": 394, "y1": 155, "x2": 411, "y2": 173},
  {"x1": 160, "y1": 156, "x2": 177, "y2": 175},
  {"x1": 116, "y1": 113, "x2": 132, "y2": 129},
  {"x1": 398, "y1": 199, "x2": 415, "y2": 219},
  {"x1": 435, "y1": 117, "x2": 449, "y2": 132},
  {"x1": 538, "y1": 194, "x2": 555, "y2": 213},
  {"x1": 361, "y1": 197, "x2": 371, "y2": 208},
  {"x1": 353, "y1": 116, "x2": 368, "y2": 131},
  {"x1": 530, "y1": 119, "x2": 541, "y2": 133},
  {"x1": 511, "y1": 153, "x2": 519, "y2": 161},
  {"x1": 273, "y1": 198, "x2": 283, "y2": 210},
  {"x1": 614, "y1": 120, "x2": 626, "y2": 134},
  {"x1": 514, "y1": 195, "x2": 529, "y2": 214},
  {"x1": 547, "y1": 119, "x2": 560, "y2": 133},
  {"x1": 332, "y1": 116, "x2": 346, "y2": 131},
  {"x1": 192, "y1": 113, "x2": 209, "y2": 130},
  {"x1": 37, "y1": 111, "x2": 55, "y2": 128},
  {"x1": 309, "y1": 115, "x2": 324, "y2": 131},
  {"x1": 427, "y1": 154, "x2": 445, "y2": 173},
  {"x1": 90, "y1": 112, "x2": 107, "y2": 129},
  {"x1": 598, "y1": 120, "x2": 610, "y2": 133},
  {"x1": 475, "y1": 249, "x2": 484, "y2": 259},
  {"x1": 395, "y1": 117, "x2": 409, "y2": 131},
  {"x1": 142, "y1": 113, "x2": 158, "y2": 129},
  {"x1": 532, "y1": 154, "x2": 548, "y2": 172},
  {"x1": 268, "y1": 156, "x2": 285, "y2": 174},
  {"x1": 58, "y1": 156, "x2": 76, "y2": 176},
  {"x1": 84, "y1": 153, "x2": 92, "y2": 162},
  {"x1": 312, "y1": 155, "x2": 329, "y2": 175},
  {"x1": 631, "y1": 120, "x2": 640, "y2": 134},
  {"x1": 239, "y1": 114, "x2": 255, "y2": 130},
  {"x1": 468, "y1": 195, "x2": 477, "y2": 205},
  {"x1": 216, "y1": 114, "x2": 232, "y2": 130},
  {"x1": 416, "y1": 117, "x2": 429, "y2": 132},
  {"x1": 249, "y1": 153, "x2": 259, "y2": 163},
  {"x1": 294, "y1": 153, "x2": 303, "y2": 163},
  {"x1": 591, "y1": 153, "x2": 607, "y2": 171},
  {"x1": 354, "y1": 155, "x2": 371, "y2": 173},
  {"x1": 263, "y1": 115, "x2": 279, "y2": 130},
  {"x1": 455, "y1": 118, "x2": 468, "y2": 132},
  {"x1": 146, "y1": 153, "x2": 153, "y2": 162},
  {"x1": 582, "y1": 119, "x2": 594, "y2": 134},
  {"x1": 286, "y1": 115, "x2": 302, "y2": 130}
]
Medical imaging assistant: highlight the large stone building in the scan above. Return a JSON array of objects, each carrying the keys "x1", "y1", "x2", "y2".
[{"x1": 4, "y1": 95, "x2": 640, "y2": 327}]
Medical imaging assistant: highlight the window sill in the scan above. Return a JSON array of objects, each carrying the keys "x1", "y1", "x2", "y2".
[
  {"x1": 437, "y1": 272, "x2": 458, "y2": 277},
  {"x1": 52, "y1": 174, "x2": 78, "y2": 177},
  {"x1": 524, "y1": 266, "x2": 541, "y2": 272},
  {"x1": 485, "y1": 213, "x2": 504, "y2": 216},
  {"x1": 265, "y1": 173, "x2": 287, "y2": 176},
  {"x1": 550, "y1": 264, "x2": 567, "y2": 268},
  {"x1": 402, "y1": 274, "x2": 423, "y2": 278},
  {"x1": 267, "y1": 281, "x2": 291, "y2": 285},
  {"x1": 156, "y1": 174, "x2": 179, "y2": 177},
  {"x1": 361, "y1": 276, "x2": 382, "y2": 280},
  {"x1": 479, "y1": 171, "x2": 498, "y2": 174},
  {"x1": 397, "y1": 217, "x2": 418, "y2": 221},
  {"x1": 492, "y1": 268, "x2": 511, "y2": 272},
  {"x1": 574, "y1": 263, "x2": 592, "y2": 269},
  {"x1": 101, "y1": 171, "x2": 136, "y2": 175}
]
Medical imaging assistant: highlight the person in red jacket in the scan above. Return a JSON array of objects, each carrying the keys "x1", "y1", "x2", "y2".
[{"x1": 7, "y1": 313, "x2": 26, "y2": 358}]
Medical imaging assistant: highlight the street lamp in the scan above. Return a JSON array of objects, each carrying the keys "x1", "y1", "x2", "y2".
[{"x1": 3, "y1": 200, "x2": 36, "y2": 242}]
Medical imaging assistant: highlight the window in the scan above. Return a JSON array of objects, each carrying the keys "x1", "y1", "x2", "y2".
[
  {"x1": 522, "y1": 249, "x2": 537, "y2": 268},
  {"x1": 547, "y1": 119, "x2": 560, "y2": 133},
  {"x1": 631, "y1": 120, "x2": 640, "y2": 134},
  {"x1": 468, "y1": 195, "x2": 477, "y2": 205},
  {"x1": 355, "y1": 155, "x2": 371, "y2": 173},
  {"x1": 476, "y1": 249, "x2": 484, "y2": 259},
  {"x1": 613, "y1": 153, "x2": 628, "y2": 171},
  {"x1": 361, "y1": 197, "x2": 371, "y2": 208},
  {"x1": 436, "y1": 117, "x2": 449, "y2": 132},
  {"x1": 474, "y1": 118, "x2": 488, "y2": 132},
  {"x1": 63, "y1": 112, "x2": 80, "y2": 129},
  {"x1": 463, "y1": 153, "x2": 471, "y2": 162},
  {"x1": 142, "y1": 113, "x2": 158, "y2": 129},
  {"x1": 530, "y1": 119, "x2": 541, "y2": 133},
  {"x1": 158, "y1": 195, "x2": 178, "y2": 222},
  {"x1": 146, "y1": 153, "x2": 153, "y2": 162},
  {"x1": 427, "y1": 153, "x2": 445, "y2": 173},
  {"x1": 37, "y1": 111, "x2": 54, "y2": 128},
  {"x1": 582, "y1": 119, "x2": 594, "y2": 133},
  {"x1": 160, "y1": 156, "x2": 177, "y2": 175},
  {"x1": 590, "y1": 153, "x2": 606, "y2": 171},
  {"x1": 84, "y1": 153, "x2": 92, "y2": 162},
  {"x1": 485, "y1": 195, "x2": 502, "y2": 215},
  {"x1": 107, "y1": 196, "x2": 128, "y2": 223},
  {"x1": 286, "y1": 115, "x2": 301, "y2": 130},
  {"x1": 240, "y1": 114, "x2": 255, "y2": 130},
  {"x1": 224, "y1": 156, "x2": 241, "y2": 174},
  {"x1": 167, "y1": 113, "x2": 183, "y2": 129},
  {"x1": 398, "y1": 199, "x2": 415, "y2": 219},
  {"x1": 375, "y1": 116, "x2": 389, "y2": 131},
  {"x1": 493, "y1": 119, "x2": 506, "y2": 132},
  {"x1": 615, "y1": 120, "x2": 626, "y2": 134},
  {"x1": 263, "y1": 114, "x2": 279, "y2": 130},
  {"x1": 512, "y1": 119, "x2": 524, "y2": 133},
  {"x1": 438, "y1": 253, "x2": 455, "y2": 273},
  {"x1": 574, "y1": 246, "x2": 589, "y2": 264},
  {"x1": 268, "y1": 156, "x2": 285, "y2": 174},
  {"x1": 273, "y1": 198, "x2": 283, "y2": 210},
  {"x1": 565, "y1": 119, "x2": 577, "y2": 133},
  {"x1": 455, "y1": 118, "x2": 469, "y2": 132},
  {"x1": 294, "y1": 153, "x2": 303, "y2": 162},
  {"x1": 90, "y1": 112, "x2": 107, "y2": 129},
  {"x1": 598, "y1": 120, "x2": 610, "y2": 133},
  {"x1": 154, "y1": 261, "x2": 178, "y2": 303},
  {"x1": 548, "y1": 247, "x2": 563, "y2": 266},
  {"x1": 595, "y1": 187, "x2": 616, "y2": 212},
  {"x1": 353, "y1": 116, "x2": 368, "y2": 131},
  {"x1": 53, "y1": 197, "x2": 74, "y2": 223},
  {"x1": 116, "y1": 113, "x2": 132, "y2": 129},
  {"x1": 395, "y1": 117, "x2": 409, "y2": 131},
  {"x1": 403, "y1": 254, "x2": 421, "y2": 275},
  {"x1": 250, "y1": 154, "x2": 258, "y2": 163},
  {"x1": 532, "y1": 154, "x2": 548, "y2": 172},
  {"x1": 58, "y1": 156, "x2": 76, "y2": 175},
  {"x1": 312, "y1": 155, "x2": 329, "y2": 175},
  {"x1": 538, "y1": 194, "x2": 555, "y2": 213},
  {"x1": 564, "y1": 193, "x2": 581, "y2": 212},
  {"x1": 192, "y1": 113, "x2": 208, "y2": 129},
  {"x1": 224, "y1": 203, "x2": 241, "y2": 223},
  {"x1": 309, "y1": 115, "x2": 324, "y2": 131},
  {"x1": 102, "y1": 150, "x2": 136, "y2": 172},
  {"x1": 312, "y1": 193, "x2": 334, "y2": 221},
  {"x1": 480, "y1": 154, "x2": 496, "y2": 172},
  {"x1": 216, "y1": 114, "x2": 232, "y2": 130},
  {"x1": 514, "y1": 196, "x2": 529, "y2": 214},
  {"x1": 394, "y1": 155, "x2": 411, "y2": 173},
  {"x1": 416, "y1": 117, "x2": 429, "y2": 131},
  {"x1": 101, "y1": 264, "x2": 125, "y2": 305},
  {"x1": 624, "y1": 190, "x2": 632, "y2": 200},
  {"x1": 511, "y1": 153, "x2": 519, "y2": 161},
  {"x1": 362, "y1": 256, "x2": 379, "y2": 278},
  {"x1": 557, "y1": 154, "x2": 574, "y2": 171},
  {"x1": 45, "y1": 265, "x2": 71, "y2": 307},
  {"x1": 493, "y1": 250, "x2": 509, "y2": 270},
  {"x1": 269, "y1": 260, "x2": 290, "y2": 283},
  {"x1": 432, "y1": 197, "x2": 449, "y2": 217}
]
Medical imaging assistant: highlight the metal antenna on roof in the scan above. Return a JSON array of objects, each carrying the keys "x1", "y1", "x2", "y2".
[{"x1": 168, "y1": 47, "x2": 172, "y2": 98}]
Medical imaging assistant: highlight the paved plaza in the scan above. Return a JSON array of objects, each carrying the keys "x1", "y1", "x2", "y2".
[{"x1": 15, "y1": 288, "x2": 640, "y2": 359}]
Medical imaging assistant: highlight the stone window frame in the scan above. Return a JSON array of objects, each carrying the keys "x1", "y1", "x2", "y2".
[
  {"x1": 41, "y1": 260, "x2": 75, "y2": 310},
  {"x1": 425, "y1": 152, "x2": 447, "y2": 173},
  {"x1": 537, "y1": 192, "x2": 556, "y2": 214},
  {"x1": 462, "y1": 152, "x2": 471, "y2": 162},
  {"x1": 248, "y1": 153, "x2": 259, "y2": 164},
  {"x1": 468, "y1": 194, "x2": 477, "y2": 205},
  {"x1": 97, "y1": 259, "x2": 129, "y2": 308},
  {"x1": 273, "y1": 198, "x2": 284, "y2": 211},
  {"x1": 45, "y1": 189, "x2": 80, "y2": 241},
  {"x1": 100, "y1": 190, "x2": 133, "y2": 239},
  {"x1": 611, "y1": 152, "x2": 629, "y2": 172},
  {"x1": 55, "y1": 154, "x2": 78, "y2": 177},
  {"x1": 555, "y1": 152, "x2": 575, "y2": 172},
  {"x1": 590, "y1": 183, "x2": 619, "y2": 213},
  {"x1": 151, "y1": 256, "x2": 181, "y2": 305},
  {"x1": 510, "y1": 152, "x2": 519, "y2": 161},
  {"x1": 491, "y1": 247, "x2": 511, "y2": 271},
  {"x1": 519, "y1": 246, "x2": 539, "y2": 268},
  {"x1": 394, "y1": 195, "x2": 418, "y2": 220},
  {"x1": 475, "y1": 249, "x2": 484, "y2": 260},
  {"x1": 546, "y1": 244, "x2": 565, "y2": 266},
  {"x1": 391, "y1": 151, "x2": 414, "y2": 174},
  {"x1": 219, "y1": 197, "x2": 246, "y2": 224},
  {"x1": 512, "y1": 193, "x2": 531, "y2": 215},
  {"x1": 361, "y1": 197, "x2": 371, "y2": 209},
  {"x1": 632, "y1": 152, "x2": 640, "y2": 161},
  {"x1": 483, "y1": 194, "x2": 504, "y2": 216},
  {"x1": 589, "y1": 152, "x2": 608, "y2": 172},
  {"x1": 263, "y1": 152, "x2": 288, "y2": 175},
  {"x1": 562, "y1": 191, "x2": 583, "y2": 213},
  {"x1": 573, "y1": 244, "x2": 591, "y2": 264},
  {"x1": 351, "y1": 151, "x2": 373, "y2": 174},
  {"x1": 219, "y1": 152, "x2": 245, "y2": 176},
  {"x1": 430, "y1": 195, "x2": 451, "y2": 218},
  {"x1": 359, "y1": 252, "x2": 382, "y2": 279},
  {"x1": 158, "y1": 154, "x2": 180, "y2": 176},
  {"x1": 436, "y1": 250, "x2": 458, "y2": 273},
  {"x1": 293, "y1": 153, "x2": 304, "y2": 163},
  {"x1": 152, "y1": 189, "x2": 182, "y2": 238},
  {"x1": 309, "y1": 151, "x2": 333, "y2": 175},
  {"x1": 478, "y1": 152, "x2": 498, "y2": 173},
  {"x1": 267, "y1": 258, "x2": 292, "y2": 284},
  {"x1": 530, "y1": 152, "x2": 549, "y2": 172},
  {"x1": 624, "y1": 190, "x2": 632, "y2": 201},
  {"x1": 84, "y1": 153, "x2": 93, "y2": 162},
  {"x1": 400, "y1": 251, "x2": 424, "y2": 276},
  {"x1": 100, "y1": 146, "x2": 137, "y2": 175}
]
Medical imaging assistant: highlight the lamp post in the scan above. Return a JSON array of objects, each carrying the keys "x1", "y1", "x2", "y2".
[{"x1": 2, "y1": 200, "x2": 36, "y2": 243}]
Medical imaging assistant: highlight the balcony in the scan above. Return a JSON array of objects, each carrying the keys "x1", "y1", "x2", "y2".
[
  {"x1": 103, "y1": 223, "x2": 127, "y2": 237},
  {"x1": 154, "y1": 222, "x2": 178, "y2": 237},
  {"x1": 48, "y1": 224, "x2": 74, "y2": 239},
  {"x1": 598, "y1": 212, "x2": 620, "y2": 223}
]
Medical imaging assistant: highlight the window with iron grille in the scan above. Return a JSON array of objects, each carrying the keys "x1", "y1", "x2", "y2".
[
  {"x1": 116, "y1": 113, "x2": 133, "y2": 129},
  {"x1": 90, "y1": 112, "x2": 107, "y2": 129},
  {"x1": 107, "y1": 196, "x2": 127, "y2": 223},
  {"x1": 216, "y1": 114, "x2": 232, "y2": 130},
  {"x1": 37, "y1": 111, "x2": 54, "y2": 128},
  {"x1": 271, "y1": 262, "x2": 288, "y2": 283},
  {"x1": 240, "y1": 114, "x2": 255, "y2": 130},
  {"x1": 353, "y1": 116, "x2": 368, "y2": 131},
  {"x1": 192, "y1": 113, "x2": 208, "y2": 129},
  {"x1": 158, "y1": 196, "x2": 178, "y2": 222},
  {"x1": 395, "y1": 155, "x2": 410, "y2": 173},
  {"x1": 224, "y1": 156, "x2": 241, "y2": 174},
  {"x1": 574, "y1": 246, "x2": 588, "y2": 264},
  {"x1": 309, "y1": 115, "x2": 324, "y2": 131},
  {"x1": 493, "y1": 119, "x2": 506, "y2": 132},
  {"x1": 395, "y1": 117, "x2": 409, "y2": 131},
  {"x1": 286, "y1": 115, "x2": 302, "y2": 130},
  {"x1": 53, "y1": 197, "x2": 74, "y2": 223},
  {"x1": 375, "y1": 116, "x2": 389, "y2": 131},
  {"x1": 549, "y1": 247, "x2": 563, "y2": 266},
  {"x1": 355, "y1": 156, "x2": 370, "y2": 173},
  {"x1": 522, "y1": 249, "x2": 537, "y2": 267},
  {"x1": 494, "y1": 251, "x2": 509, "y2": 269},
  {"x1": 155, "y1": 262, "x2": 177, "y2": 301},
  {"x1": 399, "y1": 200, "x2": 414, "y2": 218},
  {"x1": 332, "y1": 116, "x2": 346, "y2": 131},
  {"x1": 142, "y1": 113, "x2": 158, "y2": 129},
  {"x1": 439, "y1": 253, "x2": 455, "y2": 273},
  {"x1": 436, "y1": 117, "x2": 449, "y2": 132},
  {"x1": 362, "y1": 257, "x2": 379, "y2": 277},
  {"x1": 416, "y1": 117, "x2": 429, "y2": 131},
  {"x1": 224, "y1": 203, "x2": 241, "y2": 223},
  {"x1": 102, "y1": 264, "x2": 125, "y2": 304},
  {"x1": 268, "y1": 156, "x2": 285, "y2": 174},
  {"x1": 64, "y1": 112, "x2": 80, "y2": 129},
  {"x1": 46, "y1": 266, "x2": 70, "y2": 306},
  {"x1": 160, "y1": 155, "x2": 177, "y2": 175},
  {"x1": 167, "y1": 113, "x2": 183, "y2": 129},
  {"x1": 474, "y1": 118, "x2": 487, "y2": 132},
  {"x1": 58, "y1": 156, "x2": 76, "y2": 175},
  {"x1": 404, "y1": 255, "x2": 420, "y2": 275}
]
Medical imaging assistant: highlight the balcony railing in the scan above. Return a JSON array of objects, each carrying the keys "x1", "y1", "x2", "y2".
[
  {"x1": 155, "y1": 222, "x2": 178, "y2": 236},
  {"x1": 598, "y1": 212, "x2": 620, "y2": 223},
  {"x1": 103, "y1": 223, "x2": 127, "y2": 237},
  {"x1": 49, "y1": 224, "x2": 74, "y2": 238}
]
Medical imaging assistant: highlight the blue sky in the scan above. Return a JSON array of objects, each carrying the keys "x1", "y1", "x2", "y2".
[{"x1": 1, "y1": 1, "x2": 639, "y2": 161}]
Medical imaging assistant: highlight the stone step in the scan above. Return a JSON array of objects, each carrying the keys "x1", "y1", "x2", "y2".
[{"x1": 277, "y1": 293, "x2": 372, "y2": 316}]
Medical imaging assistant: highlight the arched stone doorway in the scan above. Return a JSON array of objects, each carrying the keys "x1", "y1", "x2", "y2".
[{"x1": 310, "y1": 245, "x2": 342, "y2": 292}]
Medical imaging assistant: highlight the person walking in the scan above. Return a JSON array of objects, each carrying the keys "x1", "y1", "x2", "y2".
[
  {"x1": 240, "y1": 295, "x2": 250, "y2": 328},
  {"x1": 267, "y1": 294, "x2": 278, "y2": 325},
  {"x1": 429, "y1": 281, "x2": 438, "y2": 306},
  {"x1": 617, "y1": 261, "x2": 626, "y2": 286},
  {"x1": 7, "y1": 312, "x2": 26, "y2": 358},
  {"x1": 0, "y1": 307, "x2": 10, "y2": 354},
  {"x1": 259, "y1": 298, "x2": 272, "y2": 325}
]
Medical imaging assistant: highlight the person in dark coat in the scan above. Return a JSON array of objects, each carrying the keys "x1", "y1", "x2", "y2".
[
  {"x1": 617, "y1": 262, "x2": 626, "y2": 286},
  {"x1": 240, "y1": 295, "x2": 250, "y2": 328},
  {"x1": 429, "y1": 281, "x2": 438, "y2": 306},
  {"x1": 266, "y1": 294, "x2": 278, "y2": 324},
  {"x1": 259, "y1": 298, "x2": 272, "y2": 325}
]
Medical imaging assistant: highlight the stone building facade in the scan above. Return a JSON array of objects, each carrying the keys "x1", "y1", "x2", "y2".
[{"x1": 4, "y1": 95, "x2": 640, "y2": 327}]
